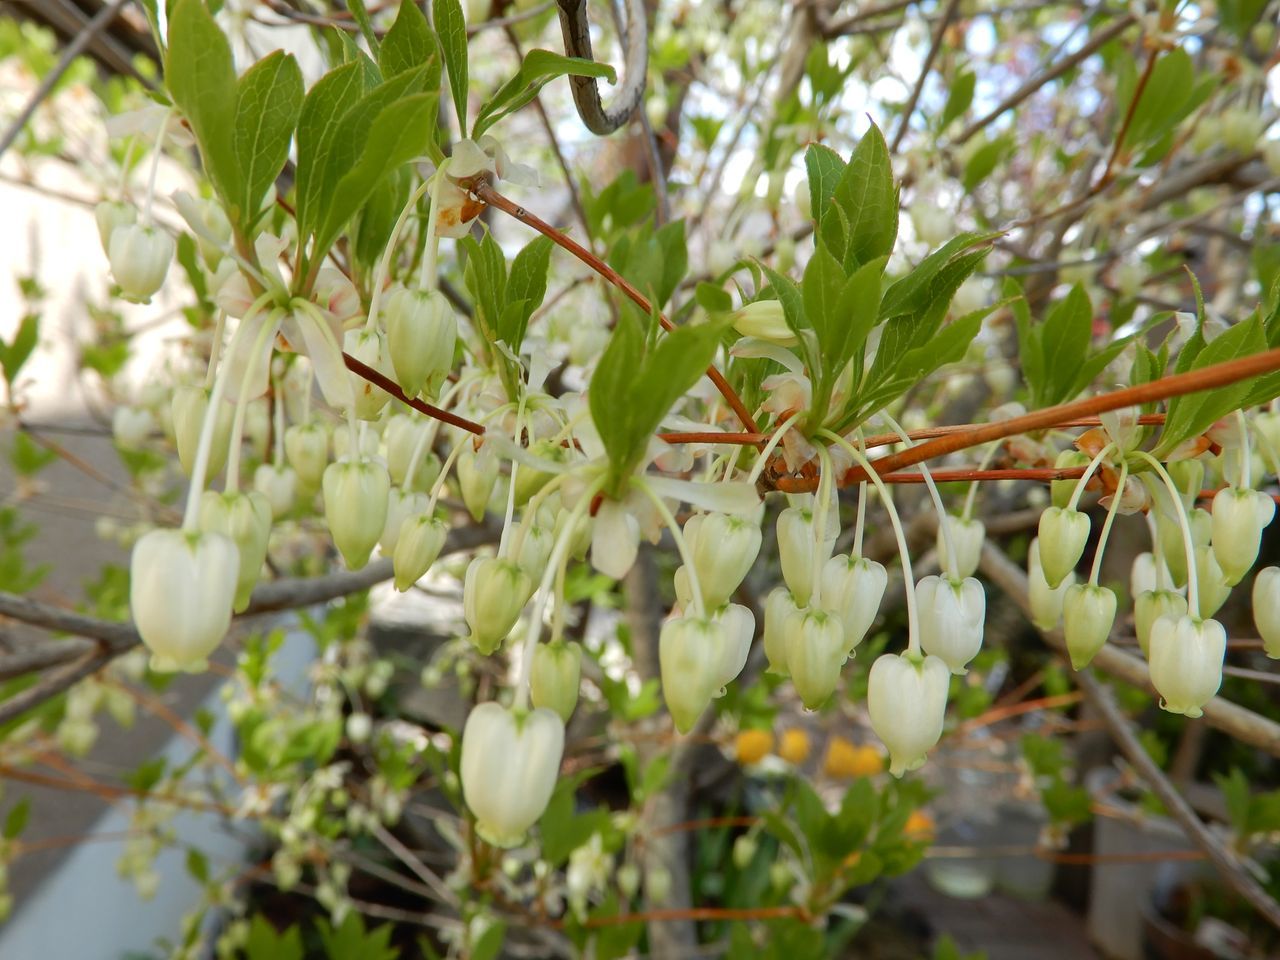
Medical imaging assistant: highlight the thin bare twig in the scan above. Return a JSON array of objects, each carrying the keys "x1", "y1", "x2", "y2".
[{"x1": 889, "y1": 0, "x2": 961, "y2": 153}]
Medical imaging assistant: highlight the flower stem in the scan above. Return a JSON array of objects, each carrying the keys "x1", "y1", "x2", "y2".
[
  {"x1": 1089, "y1": 462, "x2": 1128, "y2": 586},
  {"x1": 746, "y1": 412, "x2": 802, "y2": 486},
  {"x1": 365, "y1": 176, "x2": 434, "y2": 334},
  {"x1": 1067, "y1": 443, "x2": 1117, "y2": 512},
  {"x1": 419, "y1": 158, "x2": 451, "y2": 291},
  {"x1": 225, "y1": 313, "x2": 279, "y2": 494},
  {"x1": 880, "y1": 412, "x2": 958, "y2": 578},
  {"x1": 811, "y1": 444, "x2": 834, "y2": 608},
  {"x1": 1135, "y1": 451, "x2": 1200, "y2": 616},
  {"x1": 140, "y1": 110, "x2": 169, "y2": 227},
  {"x1": 636, "y1": 478, "x2": 706, "y2": 618}
]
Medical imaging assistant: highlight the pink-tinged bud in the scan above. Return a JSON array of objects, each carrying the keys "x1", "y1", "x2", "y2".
[
  {"x1": 937, "y1": 515, "x2": 985, "y2": 579},
  {"x1": 819, "y1": 554, "x2": 887, "y2": 653},
  {"x1": 463, "y1": 557, "x2": 531, "y2": 654},
  {"x1": 916, "y1": 575, "x2": 986, "y2": 674},
  {"x1": 108, "y1": 223, "x2": 173, "y2": 303},
  {"x1": 130, "y1": 528, "x2": 237, "y2": 672},
  {"x1": 784, "y1": 607, "x2": 847, "y2": 709},
  {"x1": 460, "y1": 702, "x2": 564, "y2": 848},
  {"x1": 285, "y1": 422, "x2": 329, "y2": 490},
  {"x1": 322, "y1": 458, "x2": 390, "y2": 570},
  {"x1": 1252, "y1": 567, "x2": 1280, "y2": 659},
  {"x1": 344, "y1": 329, "x2": 394, "y2": 420},
  {"x1": 1037, "y1": 507, "x2": 1090, "y2": 588},
  {"x1": 392, "y1": 515, "x2": 448, "y2": 591},
  {"x1": 868, "y1": 652, "x2": 950, "y2": 777},
  {"x1": 659, "y1": 616, "x2": 730, "y2": 733},
  {"x1": 1134, "y1": 590, "x2": 1187, "y2": 658},
  {"x1": 1062, "y1": 583, "x2": 1116, "y2": 669},
  {"x1": 530, "y1": 641, "x2": 582, "y2": 722},
  {"x1": 763, "y1": 586, "x2": 801, "y2": 676},
  {"x1": 1148, "y1": 615, "x2": 1225, "y2": 717},
  {"x1": 1210, "y1": 487, "x2": 1275, "y2": 585},
  {"x1": 198, "y1": 490, "x2": 272, "y2": 612},
  {"x1": 384, "y1": 285, "x2": 456, "y2": 399},
  {"x1": 1028, "y1": 538, "x2": 1073, "y2": 631}
]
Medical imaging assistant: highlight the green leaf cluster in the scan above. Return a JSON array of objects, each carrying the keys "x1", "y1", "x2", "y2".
[{"x1": 1013, "y1": 280, "x2": 1130, "y2": 409}]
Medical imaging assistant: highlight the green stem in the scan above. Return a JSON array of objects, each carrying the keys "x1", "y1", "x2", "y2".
[
  {"x1": 1135, "y1": 451, "x2": 1200, "y2": 616},
  {"x1": 225, "y1": 312, "x2": 280, "y2": 494},
  {"x1": 365, "y1": 174, "x2": 435, "y2": 334},
  {"x1": 811, "y1": 444, "x2": 834, "y2": 608},
  {"x1": 635, "y1": 478, "x2": 707, "y2": 618},
  {"x1": 1067, "y1": 443, "x2": 1117, "y2": 512},
  {"x1": 880, "y1": 412, "x2": 958, "y2": 579},
  {"x1": 746, "y1": 412, "x2": 802, "y2": 486},
  {"x1": 1089, "y1": 462, "x2": 1128, "y2": 586}
]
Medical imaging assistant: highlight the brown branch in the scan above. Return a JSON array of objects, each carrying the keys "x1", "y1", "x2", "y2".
[
  {"x1": 471, "y1": 181, "x2": 763, "y2": 438},
  {"x1": 342, "y1": 352, "x2": 484, "y2": 436}
]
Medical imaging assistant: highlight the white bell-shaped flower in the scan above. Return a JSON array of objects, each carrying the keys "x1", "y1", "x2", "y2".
[
  {"x1": 1130, "y1": 551, "x2": 1165, "y2": 599},
  {"x1": 530, "y1": 640, "x2": 582, "y2": 722},
  {"x1": 686, "y1": 512, "x2": 762, "y2": 609},
  {"x1": 591, "y1": 496, "x2": 641, "y2": 581},
  {"x1": 384, "y1": 285, "x2": 456, "y2": 399},
  {"x1": 1028, "y1": 538, "x2": 1074, "y2": 631},
  {"x1": 94, "y1": 200, "x2": 135, "y2": 251},
  {"x1": 916, "y1": 575, "x2": 986, "y2": 674},
  {"x1": 108, "y1": 223, "x2": 174, "y2": 303},
  {"x1": 1211, "y1": 487, "x2": 1275, "y2": 585},
  {"x1": 379, "y1": 486, "x2": 429, "y2": 556},
  {"x1": 112, "y1": 405, "x2": 155, "y2": 450},
  {"x1": 514, "y1": 520, "x2": 555, "y2": 583},
  {"x1": 777, "y1": 505, "x2": 838, "y2": 606},
  {"x1": 130, "y1": 528, "x2": 238, "y2": 672},
  {"x1": 1194, "y1": 545, "x2": 1232, "y2": 619},
  {"x1": 762, "y1": 586, "x2": 800, "y2": 676},
  {"x1": 711, "y1": 603, "x2": 755, "y2": 694},
  {"x1": 730, "y1": 300, "x2": 796, "y2": 345},
  {"x1": 384, "y1": 414, "x2": 432, "y2": 488},
  {"x1": 457, "y1": 444, "x2": 498, "y2": 522},
  {"x1": 284, "y1": 422, "x2": 329, "y2": 490},
  {"x1": 1134, "y1": 590, "x2": 1188, "y2": 657},
  {"x1": 253, "y1": 463, "x2": 298, "y2": 519},
  {"x1": 819, "y1": 554, "x2": 887, "y2": 654},
  {"x1": 868, "y1": 652, "x2": 950, "y2": 777},
  {"x1": 322, "y1": 457, "x2": 390, "y2": 570},
  {"x1": 393, "y1": 514, "x2": 448, "y2": 591},
  {"x1": 937, "y1": 515, "x2": 985, "y2": 579},
  {"x1": 463, "y1": 557, "x2": 531, "y2": 654},
  {"x1": 1251, "y1": 566, "x2": 1280, "y2": 659},
  {"x1": 659, "y1": 615, "x2": 729, "y2": 733},
  {"x1": 344, "y1": 329, "x2": 394, "y2": 420},
  {"x1": 198, "y1": 489, "x2": 272, "y2": 613},
  {"x1": 1037, "y1": 507, "x2": 1090, "y2": 588},
  {"x1": 460, "y1": 702, "x2": 563, "y2": 848},
  {"x1": 173, "y1": 385, "x2": 232, "y2": 480},
  {"x1": 1148, "y1": 615, "x2": 1225, "y2": 717},
  {"x1": 1155, "y1": 507, "x2": 1211, "y2": 590},
  {"x1": 1062, "y1": 583, "x2": 1116, "y2": 669},
  {"x1": 784, "y1": 607, "x2": 847, "y2": 709}
]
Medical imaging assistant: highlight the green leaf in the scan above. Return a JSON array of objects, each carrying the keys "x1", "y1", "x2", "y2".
[
  {"x1": 879, "y1": 232, "x2": 996, "y2": 320},
  {"x1": 434, "y1": 0, "x2": 469, "y2": 137},
  {"x1": 504, "y1": 235, "x2": 554, "y2": 350},
  {"x1": 961, "y1": 134, "x2": 1011, "y2": 192},
  {"x1": 472, "y1": 49, "x2": 616, "y2": 139},
  {"x1": 1039, "y1": 283, "x2": 1093, "y2": 403},
  {"x1": 1122, "y1": 47, "x2": 1195, "y2": 154},
  {"x1": 804, "y1": 142, "x2": 845, "y2": 227},
  {"x1": 823, "y1": 122, "x2": 898, "y2": 271},
  {"x1": 654, "y1": 219, "x2": 689, "y2": 308},
  {"x1": 294, "y1": 61, "x2": 368, "y2": 244},
  {"x1": 3, "y1": 798, "x2": 29, "y2": 839},
  {"x1": 165, "y1": 0, "x2": 239, "y2": 209},
  {"x1": 695, "y1": 282, "x2": 733, "y2": 314},
  {"x1": 461, "y1": 229, "x2": 509, "y2": 347},
  {"x1": 1, "y1": 313, "x2": 39, "y2": 385},
  {"x1": 940, "y1": 70, "x2": 975, "y2": 128},
  {"x1": 316, "y1": 913, "x2": 398, "y2": 960},
  {"x1": 233, "y1": 51, "x2": 303, "y2": 229},
  {"x1": 346, "y1": 0, "x2": 379, "y2": 55},
  {"x1": 381, "y1": 0, "x2": 441, "y2": 84},
  {"x1": 246, "y1": 916, "x2": 303, "y2": 960}
]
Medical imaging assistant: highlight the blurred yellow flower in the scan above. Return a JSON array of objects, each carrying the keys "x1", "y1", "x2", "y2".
[
  {"x1": 734, "y1": 728, "x2": 774, "y2": 765},
  {"x1": 905, "y1": 810, "x2": 936, "y2": 841},
  {"x1": 822, "y1": 737, "x2": 884, "y2": 779},
  {"x1": 778, "y1": 728, "x2": 812, "y2": 765}
]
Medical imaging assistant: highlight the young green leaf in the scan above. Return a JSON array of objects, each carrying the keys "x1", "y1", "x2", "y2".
[
  {"x1": 823, "y1": 123, "x2": 898, "y2": 272},
  {"x1": 803, "y1": 142, "x2": 845, "y2": 226},
  {"x1": 940, "y1": 70, "x2": 975, "y2": 129},
  {"x1": 503, "y1": 235, "x2": 554, "y2": 350},
  {"x1": 233, "y1": 51, "x2": 303, "y2": 230},
  {"x1": 472, "y1": 50, "x2": 616, "y2": 139},
  {"x1": 434, "y1": 0, "x2": 469, "y2": 137},
  {"x1": 294, "y1": 61, "x2": 368, "y2": 244},
  {"x1": 380, "y1": 0, "x2": 441, "y2": 85}
]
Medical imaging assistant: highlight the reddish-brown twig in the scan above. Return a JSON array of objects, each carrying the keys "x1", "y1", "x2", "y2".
[{"x1": 342, "y1": 352, "x2": 484, "y2": 436}]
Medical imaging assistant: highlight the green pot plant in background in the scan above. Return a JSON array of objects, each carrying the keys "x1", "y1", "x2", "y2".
[{"x1": 0, "y1": 0, "x2": 1278, "y2": 957}]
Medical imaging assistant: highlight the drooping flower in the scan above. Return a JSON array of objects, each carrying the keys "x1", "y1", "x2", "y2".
[
  {"x1": 463, "y1": 557, "x2": 532, "y2": 654},
  {"x1": 867, "y1": 652, "x2": 950, "y2": 777},
  {"x1": 322, "y1": 457, "x2": 391, "y2": 570},
  {"x1": 1148, "y1": 615, "x2": 1226, "y2": 717},
  {"x1": 1062, "y1": 583, "x2": 1116, "y2": 669},
  {"x1": 1210, "y1": 487, "x2": 1275, "y2": 585},
  {"x1": 916, "y1": 576, "x2": 986, "y2": 674},
  {"x1": 784, "y1": 607, "x2": 847, "y2": 709},
  {"x1": 819, "y1": 554, "x2": 887, "y2": 654},
  {"x1": 530, "y1": 641, "x2": 582, "y2": 723},
  {"x1": 460, "y1": 702, "x2": 563, "y2": 848},
  {"x1": 659, "y1": 615, "x2": 729, "y2": 734},
  {"x1": 1037, "y1": 507, "x2": 1090, "y2": 588}
]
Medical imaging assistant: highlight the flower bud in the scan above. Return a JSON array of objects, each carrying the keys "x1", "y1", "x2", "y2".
[
  {"x1": 380, "y1": 486, "x2": 429, "y2": 555},
  {"x1": 1211, "y1": 487, "x2": 1275, "y2": 585},
  {"x1": 108, "y1": 223, "x2": 174, "y2": 303},
  {"x1": 1155, "y1": 507, "x2": 1211, "y2": 589},
  {"x1": 384, "y1": 285, "x2": 456, "y2": 398},
  {"x1": 916, "y1": 575, "x2": 986, "y2": 674},
  {"x1": 172, "y1": 385, "x2": 232, "y2": 480},
  {"x1": 591, "y1": 496, "x2": 643, "y2": 581},
  {"x1": 393, "y1": 514, "x2": 448, "y2": 591},
  {"x1": 1050, "y1": 451, "x2": 1090, "y2": 508},
  {"x1": 95, "y1": 200, "x2": 135, "y2": 251},
  {"x1": 513, "y1": 520, "x2": 555, "y2": 583},
  {"x1": 659, "y1": 615, "x2": 730, "y2": 733},
  {"x1": 512, "y1": 439, "x2": 566, "y2": 505},
  {"x1": 784, "y1": 607, "x2": 847, "y2": 709},
  {"x1": 763, "y1": 586, "x2": 800, "y2": 676},
  {"x1": 1130, "y1": 551, "x2": 1166, "y2": 599},
  {"x1": 712, "y1": 603, "x2": 755, "y2": 694},
  {"x1": 130, "y1": 528, "x2": 237, "y2": 672},
  {"x1": 112, "y1": 405, "x2": 155, "y2": 450},
  {"x1": 1028, "y1": 538, "x2": 1073, "y2": 631},
  {"x1": 1062, "y1": 583, "x2": 1116, "y2": 669},
  {"x1": 777, "y1": 505, "x2": 838, "y2": 606},
  {"x1": 198, "y1": 489, "x2": 272, "y2": 612},
  {"x1": 322, "y1": 457, "x2": 390, "y2": 570},
  {"x1": 937, "y1": 515, "x2": 985, "y2": 579},
  {"x1": 460, "y1": 702, "x2": 564, "y2": 848},
  {"x1": 1037, "y1": 507, "x2": 1090, "y2": 588},
  {"x1": 686, "y1": 512, "x2": 762, "y2": 609},
  {"x1": 819, "y1": 554, "x2": 887, "y2": 653},
  {"x1": 1194, "y1": 544, "x2": 1232, "y2": 619},
  {"x1": 553, "y1": 502, "x2": 592, "y2": 561},
  {"x1": 1252, "y1": 567, "x2": 1280, "y2": 659},
  {"x1": 1134, "y1": 590, "x2": 1188, "y2": 657},
  {"x1": 285, "y1": 422, "x2": 329, "y2": 490},
  {"x1": 344, "y1": 329, "x2": 394, "y2": 420},
  {"x1": 253, "y1": 463, "x2": 297, "y2": 519},
  {"x1": 731, "y1": 300, "x2": 795, "y2": 345},
  {"x1": 384, "y1": 414, "x2": 432, "y2": 488},
  {"x1": 463, "y1": 557, "x2": 531, "y2": 654},
  {"x1": 457, "y1": 444, "x2": 498, "y2": 522},
  {"x1": 530, "y1": 640, "x2": 582, "y2": 722},
  {"x1": 868, "y1": 652, "x2": 950, "y2": 777},
  {"x1": 1148, "y1": 615, "x2": 1225, "y2": 717}
]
